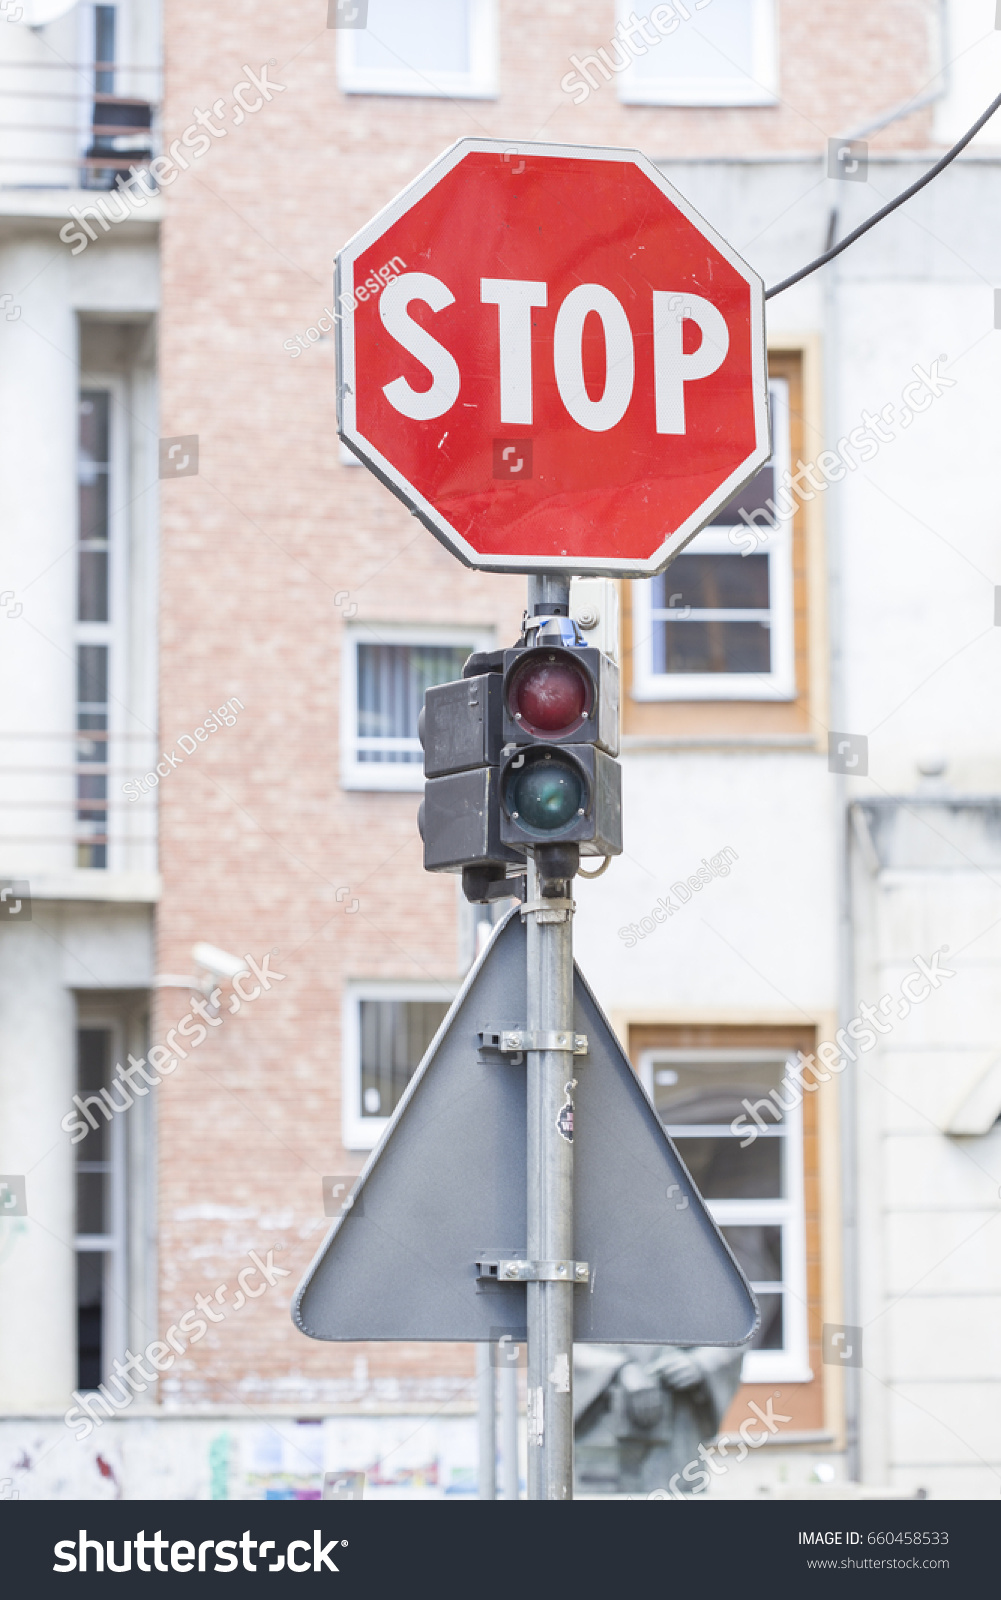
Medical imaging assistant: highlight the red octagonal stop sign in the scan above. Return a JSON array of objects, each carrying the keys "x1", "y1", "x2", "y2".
[{"x1": 337, "y1": 138, "x2": 769, "y2": 577}]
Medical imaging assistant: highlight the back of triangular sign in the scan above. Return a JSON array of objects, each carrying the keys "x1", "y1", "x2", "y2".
[{"x1": 294, "y1": 909, "x2": 757, "y2": 1346}]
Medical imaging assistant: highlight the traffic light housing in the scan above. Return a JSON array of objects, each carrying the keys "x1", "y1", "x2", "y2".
[
  {"x1": 497, "y1": 617, "x2": 622, "y2": 858},
  {"x1": 418, "y1": 664, "x2": 524, "y2": 892},
  {"x1": 419, "y1": 669, "x2": 504, "y2": 779}
]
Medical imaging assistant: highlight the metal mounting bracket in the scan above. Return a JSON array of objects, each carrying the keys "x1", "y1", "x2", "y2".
[
  {"x1": 476, "y1": 1257, "x2": 590, "y2": 1284},
  {"x1": 478, "y1": 1028, "x2": 588, "y2": 1059}
]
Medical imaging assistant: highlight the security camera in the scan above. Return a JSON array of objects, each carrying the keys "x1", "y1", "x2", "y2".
[{"x1": 191, "y1": 942, "x2": 246, "y2": 981}]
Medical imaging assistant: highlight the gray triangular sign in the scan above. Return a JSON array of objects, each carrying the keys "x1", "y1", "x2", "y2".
[{"x1": 293, "y1": 907, "x2": 758, "y2": 1346}]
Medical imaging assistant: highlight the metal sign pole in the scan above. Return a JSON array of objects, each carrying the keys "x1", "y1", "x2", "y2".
[{"x1": 525, "y1": 572, "x2": 576, "y2": 1501}]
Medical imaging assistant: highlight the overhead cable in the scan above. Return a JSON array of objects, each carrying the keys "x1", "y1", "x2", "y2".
[{"x1": 766, "y1": 88, "x2": 1001, "y2": 298}]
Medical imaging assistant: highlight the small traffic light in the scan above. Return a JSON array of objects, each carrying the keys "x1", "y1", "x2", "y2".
[{"x1": 497, "y1": 617, "x2": 621, "y2": 858}]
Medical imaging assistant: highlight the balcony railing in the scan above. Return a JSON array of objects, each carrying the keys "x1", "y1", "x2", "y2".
[
  {"x1": 0, "y1": 730, "x2": 158, "y2": 877},
  {"x1": 0, "y1": 60, "x2": 161, "y2": 190}
]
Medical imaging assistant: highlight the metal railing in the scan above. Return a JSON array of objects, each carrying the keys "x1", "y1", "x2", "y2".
[
  {"x1": 0, "y1": 60, "x2": 161, "y2": 189},
  {"x1": 0, "y1": 731, "x2": 158, "y2": 874}
]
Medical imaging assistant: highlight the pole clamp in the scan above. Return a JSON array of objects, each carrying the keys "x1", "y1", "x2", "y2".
[
  {"x1": 478, "y1": 1028, "x2": 587, "y2": 1058},
  {"x1": 476, "y1": 1257, "x2": 589, "y2": 1284},
  {"x1": 520, "y1": 897, "x2": 575, "y2": 923}
]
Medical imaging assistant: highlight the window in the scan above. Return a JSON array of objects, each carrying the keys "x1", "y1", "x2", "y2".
[
  {"x1": 75, "y1": 1026, "x2": 127, "y2": 1391},
  {"x1": 341, "y1": 626, "x2": 490, "y2": 790},
  {"x1": 342, "y1": 986, "x2": 454, "y2": 1148},
  {"x1": 640, "y1": 1048, "x2": 810, "y2": 1383},
  {"x1": 616, "y1": 0, "x2": 778, "y2": 106},
  {"x1": 631, "y1": 377, "x2": 793, "y2": 701},
  {"x1": 77, "y1": 388, "x2": 115, "y2": 868},
  {"x1": 337, "y1": 0, "x2": 498, "y2": 99},
  {"x1": 76, "y1": 326, "x2": 160, "y2": 877},
  {"x1": 76, "y1": 373, "x2": 135, "y2": 869}
]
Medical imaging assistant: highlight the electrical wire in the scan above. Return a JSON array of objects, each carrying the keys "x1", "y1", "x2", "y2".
[
  {"x1": 577, "y1": 856, "x2": 611, "y2": 880},
  {"x1": 766, "y1": 88, "x2": 1001, "y2": 299}
]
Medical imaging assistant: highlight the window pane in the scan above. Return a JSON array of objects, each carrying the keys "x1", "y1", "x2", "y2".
[
  {"x1": 77, "y1": 1028, "x2": 112, "y2": 1164},
  {"x1": 94, "y1": 5, "x2": 116, "y2": 93},
  {"x1": 654, "y1": 1057, "x2": 790, "y2": 1125},
  {"x1": 77, "y1": 1251, "x2": 106, "y2": 1390},
  {"x1": 77, "y1": 649, "x2": 109, "y2": 868},
  {"x1": 78, "y1": 550, "x2": 109, "y2": 622},
  {"x1": 673, "y1": 1134, "x2": 781, "y2": 1200},
  {"x1": 76, "y1": 711, "x2": 108, "y2": 767},
  {"x1": 77, "y1": 774, "x2": 108, "y2": 802},
  {"x1": 356, "y1": 0, "x2": 471, "y2": 75},
  {"x1": 360, "y1": 998, "x2": 450, "y2": 1118},
  {"x1": 76, "y1": 1170, "x2": 108, "y2": 1235},
  {"x1": 78, "y1": 1025, "x2": 111, "y2": 1083},
  {"x1": 79, "y1": 391, "x2": 110, "y2": 545},
  {"x1": 628, "y1": 0, "x2": 757, "y2": 83},
  {"x1": 79, "y1": 475, "x2": 110, "y2": 545},
  {"x1": 79, "y1": 391, "x2": 110, "y2": 466},
  {"x1": 77, "y1": 644, "x2": 108, "y2": 706},
  {"x1": 650, "y1": 554, "x2": 772, "y2": 678},
  {"x1": 748, "y1": 1292, "x2": 783, "y2": 1350},
  {"x1": 652, "y1": 618, "x2": 771, "y2": 675},
  {"x1": 721, "y1": 1223, "x2": 782, "y2": 1283},
  {"x1": 654, "y1": 555, "x2": 770, "y2": 612},
  {"x1": 357, "y1": 644, "x2": 468, "y2": 762},
  {"x1": 708, "y1": 464, "x2": 776, "y2": 528}
]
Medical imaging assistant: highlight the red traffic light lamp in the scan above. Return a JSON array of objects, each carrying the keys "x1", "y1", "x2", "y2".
[
  {"x1": 506, "y1": 652, "x2": 592, "y2": 740},
  {"x1": 501, "y1": 619, "x2": 618, "y2": 756}
]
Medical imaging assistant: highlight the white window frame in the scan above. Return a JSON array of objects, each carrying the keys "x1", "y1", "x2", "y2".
[
  {"x1": 341, "y1": 621, "x2": 492, "y2": 791},
  {"x1": 337, "y1": 0, "x2": 499, "y2": 100},
  {"x1": 342, "y1": 980, "x2": 457, "y2": 1149},
  {"x1": 631, "y1": 376, "x2": 793, "y2": 701},
  {"x1": 639, "y1": 1047, "x2": 811, "y2": 1385},
  {"x1": 616, "y1": 0, "x2": 779, "y2": 107}
]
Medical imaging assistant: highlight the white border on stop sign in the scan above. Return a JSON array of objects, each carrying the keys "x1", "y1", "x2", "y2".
[{"x1": 335, "y1": 136, "x2": 770, "y2": 579}]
